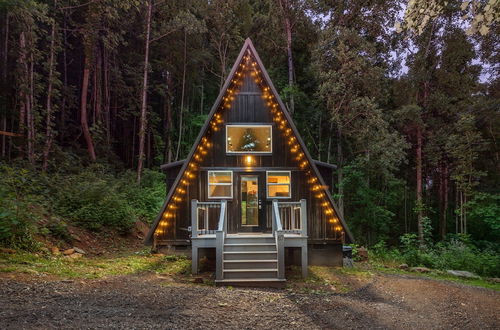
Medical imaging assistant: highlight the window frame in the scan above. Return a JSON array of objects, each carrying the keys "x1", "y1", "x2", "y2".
[
  {"x1": 207, "y1": 170, "x2": 233, "y2": 199},
  {"x1": 225, "y1": 124, "x2": 273, "y2": 154},
  {"x1": 266, "y1": 170, "x2": 292, "y2": 199}
]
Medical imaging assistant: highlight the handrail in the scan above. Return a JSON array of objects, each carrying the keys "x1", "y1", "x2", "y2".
[
  {"x1": 272, "y1": 200, "x2": 283, "y2": 232},
  {"x1": 272, "y1": 199, "x2": 285, "y2": 280},
  {"x1": 215, "y1": 200, "x2": 227, "y2": 281},
  {"x1": 217, "y1": 200, "x2": 227, "y2": 231}
]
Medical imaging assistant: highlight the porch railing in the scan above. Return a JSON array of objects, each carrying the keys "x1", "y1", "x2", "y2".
[
  {"x1": 190, "y1": 200, "x2": 226, "y2": 237},
  {"x1": 272, "y1": 199, "x2": 307, "y2": 237},
  {"x1": 272, "y1": 199, "x2": 307, "y2": 280}
]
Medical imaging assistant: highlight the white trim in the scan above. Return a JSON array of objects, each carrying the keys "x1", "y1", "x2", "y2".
[
  {"x1": 207, "y1": 170, "x2": 233, "y2": 199},
  {"x1": 225, "y1": 124, "x2": 273, "y2": 154},
  {"x1": 266, "y1": 170, "x2": 291, "y2": 199}
]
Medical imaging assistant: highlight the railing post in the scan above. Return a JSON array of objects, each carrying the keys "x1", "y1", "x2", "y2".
[
  {"x1": 276, "y1": 231, "x2": 285, "y2": 280},
  {"x1": 215, "y1": 200, "x2": 227, "y2": 281},
  {"x1": 272, "y1": 200, "x2": 277, "y2": 233},
  {"x1": 222, "y1": 200, "x2": 228, "y2": 233},
  {"x1": 300, "y1": 199, "x2": 307, "y2": 237},
  {"x1": 215, "y1": 230, "x2": 224, "y2": 281},
  {"x1": 191, "y1": 199, "x2": 198, "y2": 238}
]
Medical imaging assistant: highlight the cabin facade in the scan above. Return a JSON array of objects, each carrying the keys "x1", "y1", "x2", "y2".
[{"x1": 145, "y1": 39, "x2": 353, "y2": 286}]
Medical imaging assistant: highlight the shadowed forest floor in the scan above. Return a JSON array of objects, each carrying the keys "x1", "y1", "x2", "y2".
[{"x1": 0, "y1": 252, "x2": 498, "y2": 329}]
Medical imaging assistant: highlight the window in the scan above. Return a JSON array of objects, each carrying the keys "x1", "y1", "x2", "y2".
[
  {"x1": 226, "y1": 125, "x2": 272, "y2": 153},
  {"x1": 266, "y1": 171, "x2": 291, "y2": 198},
  {"x1": 208, "y1": 171, "x2": 233, "y2": 199}
]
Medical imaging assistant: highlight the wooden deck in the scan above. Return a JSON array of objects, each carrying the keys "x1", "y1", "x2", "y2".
[{"x1": 191, "y1": 199, "x2": 308, "y2": 285}]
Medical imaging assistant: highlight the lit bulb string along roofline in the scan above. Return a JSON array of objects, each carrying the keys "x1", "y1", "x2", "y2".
[{"x1": 155, "y1": 49, "x2": 344, "y2": 240}]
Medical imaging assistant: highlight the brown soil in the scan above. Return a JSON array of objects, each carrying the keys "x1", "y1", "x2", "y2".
[
  {"x1": 40, "y1": 221, "x2": 148, "y2": 257},
  {"x1": 0, "y1": 272, "x2": 498, "y2": 329}
]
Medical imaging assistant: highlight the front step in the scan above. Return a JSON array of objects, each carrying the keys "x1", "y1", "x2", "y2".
[
  {"x1": 223, "y1": 259, "x2": 277, "y2": 269},
  {"x1": 215, "y1": 278, "x2": 286, "y2": 288},
  {"x1": 219, "y1": 235, "x2": 284, "y2": 286},
  {"x1": 224, "y1": 236, "x2": 275, "y2": 245},
  {"x1": 223, "y1": 251, "x2": 277, "y2": 260},
  {"x1": 224, "y1": 243, "x2": 277, "y2": 252},
  {"x1": 223, "y1": 268, "x2": 278, "y2": 279}
]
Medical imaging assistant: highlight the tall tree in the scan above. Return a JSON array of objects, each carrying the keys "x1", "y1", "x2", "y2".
[{"x1": 137, "y1": 0, "x2": 153, "y2": 183}]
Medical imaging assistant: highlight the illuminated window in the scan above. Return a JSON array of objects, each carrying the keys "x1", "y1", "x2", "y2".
[
  {"x1": 208, "y1": 171, "x2": 233, "y2": 199},
  {"x1": 226, "y1": 125, "x2": 272, "y2": 153},
  {"x1": 266, "y1": 171, "x2": 291, "y2": 198}
]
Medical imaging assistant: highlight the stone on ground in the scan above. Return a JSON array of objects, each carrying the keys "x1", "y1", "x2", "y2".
[
  {"x1": 410, "y1": 267, "x2": 431, "y2": 273},
  {"x1": 446, "y1": 270, "x2": 480, "y2": 279},
  {"x1": 73, "y1": 247, "x2": 86, "y2": 254}
]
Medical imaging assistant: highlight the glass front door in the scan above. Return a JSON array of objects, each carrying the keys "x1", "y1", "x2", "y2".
[{"x1": 241, "y1": 175, "x2": 259, "y2": 227}]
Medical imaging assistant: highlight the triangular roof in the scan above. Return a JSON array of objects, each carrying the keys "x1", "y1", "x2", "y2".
[{"x1": 145, "y1": 38, "x2": 353, "y2": 244}]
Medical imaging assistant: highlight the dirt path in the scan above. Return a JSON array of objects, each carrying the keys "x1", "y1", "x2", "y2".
[{"x1": 0, "y1": 273, "x2": 498, "y2": 329}]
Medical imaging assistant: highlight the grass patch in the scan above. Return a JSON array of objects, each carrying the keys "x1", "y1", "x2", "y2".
[
  {"x1": 286, "y1": 265, "x2": 374, "y2": 294},
  {"x1": 370, "y1": 261, "x2": 500, "y2": 291},
  {"x1": 0, "y1": 251, "x2": 191, "y2": 280}
]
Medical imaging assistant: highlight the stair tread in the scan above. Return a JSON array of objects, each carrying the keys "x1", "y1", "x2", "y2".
[
  {"x1": 224, "y1": 243, "x2": 275, "y2": 246},
  {"x1": 224, "y1": 259, "x2": 277, "y2": 263},
  {"x1": 216, "y1": 278, "x2": 285, "y2": 282},
  {"x1": 223, "y1": 268, "x2": 278, "y2": 272},
  {"x1": 223, "y1": 251, "x2": 277, "y2": 254}
]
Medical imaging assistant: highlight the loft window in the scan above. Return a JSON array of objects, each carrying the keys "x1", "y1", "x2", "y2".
[
  {"x1": 226, "y1": 125, "x2": 272, "y2": 153},
  {"x1": 266, "y1": 171, "x2": 291, "y2": 198},
  {"x1": 208, "y1": 171, "x2": 233, "y2": 199}
]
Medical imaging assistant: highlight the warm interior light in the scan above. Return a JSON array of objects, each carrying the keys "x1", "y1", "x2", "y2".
[{"x1": 245, "y1": 155, "x2": 254, "y2": 166}]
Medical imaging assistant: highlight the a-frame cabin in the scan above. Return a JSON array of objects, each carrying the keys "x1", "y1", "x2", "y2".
[{"x1": 145, "y1": 38, "x2": 353, "y2": 286}]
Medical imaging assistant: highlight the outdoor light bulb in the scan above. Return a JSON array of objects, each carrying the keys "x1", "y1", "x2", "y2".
[{"x1": 245, "y1": 155, "x2": 253, "y2": 165}]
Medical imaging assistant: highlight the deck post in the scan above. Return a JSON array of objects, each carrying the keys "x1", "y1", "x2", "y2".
[
  {"x1": 192, "y1": 244, "x2": 198, "y2": 274},
  {"x1": 191, "y1": 199, "x2": 198, "y2": 238},
  {"x1": 301, "y1": 242, "x2": 308, "y2": 278},
  {"x1": 276, "y1": 231, "x2": 285, "y2": 280},
  {"x1": 300, "y1": 199, "x2": 307, "y2": 237},
  {"x1": 215, "y1": 230, "x2": 224, "y2": 281}
]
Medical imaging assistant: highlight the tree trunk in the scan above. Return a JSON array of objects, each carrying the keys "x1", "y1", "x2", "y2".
[
  {"x1": 164, "y1": 71, "x2": 173, "y2": 163},
  {"x1": 42, "y1": 16, "x2": 57, "y2": 172},
  {"x1": 1, "y1": 13, "x2": 8, "y2": 158},
  {"x1": 136, "y1": 0, "x2": 152, "y2": 183},
  {"x1": 278, "y1": 0, "x2": 294, "y2": 114},
  {"x1": 60, "y1": 12, "x2": 67, "y2": 143},
  {"x1": 103, "y1": 45, "x2": 110, "y2": 147},
  {"x1": 80, "y1": 54, "x2": 96, "y2": 161},
  {"x1": 416, "y1": 125, "x2": 424, "y2": 245},
  {"x1": 439, "y1": 162, "x2": 449, "y2": 240},
  {"x1": 27, "y1": 49, "x2": 35, "y2": 164},
  {"x1": 337, "y1": 126, "x2": 344, "y2": 217},
  {"x1": 175, "y1": 29, "x2": 187, "y2": 161},
  {"x1": 326, "y1": 121, "x2": 333, "y2": 164},
  {"x1": 18, "y1": 32, "x2": 27, "y2": 135}
]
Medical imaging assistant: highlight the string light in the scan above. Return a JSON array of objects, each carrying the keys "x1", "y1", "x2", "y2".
[{"x1": 156, "y1": 49, "x2": 344, "y2": 241}]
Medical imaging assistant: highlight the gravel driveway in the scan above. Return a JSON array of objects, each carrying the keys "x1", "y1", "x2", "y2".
[{"x1": 1, "y1": 273, "x2": 498, "y2": 329}]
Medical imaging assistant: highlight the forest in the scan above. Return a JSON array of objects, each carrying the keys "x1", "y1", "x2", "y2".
[{"x1": 0, "y1": 0, "x2": 498, "y2": 276}]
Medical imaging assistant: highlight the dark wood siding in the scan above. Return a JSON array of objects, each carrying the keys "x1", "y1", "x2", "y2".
[{"x1": 158, "y1": 65, "x2": 343, "y2": 243}]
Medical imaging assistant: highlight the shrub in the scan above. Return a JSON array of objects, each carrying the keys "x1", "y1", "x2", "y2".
[
  {"x1": 371, "y1": 233, "x2": 500, "y2": 277},
  {"x1": 0, "y1": 165, "x2": 41, "y2": 250},
  {"x1": 51, "y1": 166, "x2": 136, "y2": 232}
]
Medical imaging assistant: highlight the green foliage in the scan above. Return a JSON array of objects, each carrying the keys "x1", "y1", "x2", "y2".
[
  {"x1": 466, "y1": 193, "x2": 500, "y2": 246},
  {"x1": 0, "y1": 163, "x2": 165, "y2": 248},
  {"x1": 372, "y1": 234, "x2": 500, "y2": 277},
  {"x1": 342, "y1": 163, "x2": 406, "y2": 245},
  {"x1": 51, "y1": 165, "x2": 164, "y2": 231},
  {"x1": 0, "y1": 165, "x2": 41, "y2": 251}
]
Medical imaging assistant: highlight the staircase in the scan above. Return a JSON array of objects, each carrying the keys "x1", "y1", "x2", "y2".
[{"x1": 215, "y1": 235, "x2": 286, "y2": 287}]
